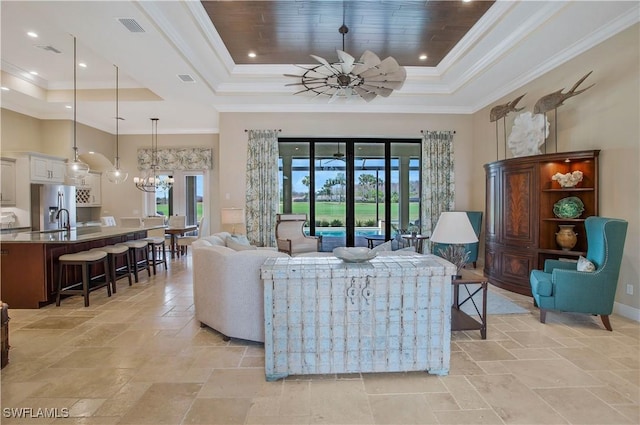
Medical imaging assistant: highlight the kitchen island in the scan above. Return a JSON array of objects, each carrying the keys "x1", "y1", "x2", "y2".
[{"x1": 0, "y1": 226, "x2": 150, "y2": 308}]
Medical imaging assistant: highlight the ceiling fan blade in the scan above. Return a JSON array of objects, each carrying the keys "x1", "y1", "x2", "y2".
[
  {"x1": 352, "y1": 50, "x2": 381, "y2": 75},
  {"x1": 361, "y1": 80, "x2": 404, "y2": 90},
  {"x1": 353, "y1": 86, "x2": 378, "y2": 102},
  {"x1": 359, "y1": 84, "x2": 394, "y2": 97},
  {"x1": 336, "y1": 50, "x2": 356, "y2": 74},
  {"x1": 328, "y1": 88, "x2": 344, "y2": 103},
  {"x1": 365, "y1": 68, "x2": 407, "y2": 83},
  {"x1": 310, "y1": 55, "x2": 341, "y2": 76}
]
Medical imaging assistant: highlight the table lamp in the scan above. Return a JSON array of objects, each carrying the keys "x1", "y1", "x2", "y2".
[
  {"x1": 221, "y1": 207, "x2": 245, "y2": 234},
  {"x1": 430, "y1": 211, "x2": 479, "y2": 278}
]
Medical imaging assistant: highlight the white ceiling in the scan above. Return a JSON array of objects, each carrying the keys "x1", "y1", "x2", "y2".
[{"x1": 1, "y1": 1, "x2": 638, "y2": 135}]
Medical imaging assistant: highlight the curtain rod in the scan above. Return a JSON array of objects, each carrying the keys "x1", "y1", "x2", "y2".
[
  {"x1": 244, "y1": 129, "x2": 282, "y2": 132},
  {"x1": 420, "y1": 130, "x2": 456, "y2": 134}
]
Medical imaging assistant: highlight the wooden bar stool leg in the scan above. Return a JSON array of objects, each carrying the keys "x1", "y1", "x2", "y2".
[
  {"x1": 82, "y1": 262, "x2": 90, "y2": 307},
  {"x1": 56, "y1": 262, "x2": 64, "y2": 306},
  {"x1": 104, "y1": 258, "x2": 112, "y2": 298},
  {"x1": 149, "y1": 245, "x2": 156, "y2": 275},
  {"x1": 109, "y1": 254, "x2": 117, "y2": 294},
  {"x1": 125, "y1": 251, "x2": 133, "y2": 286},
  {"x1": 144, "y1": 247, "x2": 151, "y2": 278},
  {"x1": 130, "y1": 248, "x2": 139, "y2": 283}
]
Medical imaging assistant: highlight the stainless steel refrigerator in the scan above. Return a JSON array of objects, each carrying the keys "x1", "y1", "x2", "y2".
[{"x1": 30, "y1": 183, "x2": 77, "y2": 231}]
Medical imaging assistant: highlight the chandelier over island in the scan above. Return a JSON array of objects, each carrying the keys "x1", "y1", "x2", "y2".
[{"x1": 133, "y1": 118, "x2": 174, "y2": 192}]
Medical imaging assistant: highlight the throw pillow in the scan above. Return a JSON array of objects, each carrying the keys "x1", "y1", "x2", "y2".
[
  {"x1": 201, "y1": 235, "x2": 226, "y2": 247},
  {"x1": 227, "y1": 234, "x2": 251, "y2": 246},
  {"x1": 577, "y1": 256, "x2": 596, "y2": 272},
  {"x1": 371, "y1": 240, "x2": 392, "y2": 253},
  {"x1": 226, "y1": 237, "x2": 257, "y2": 251}
]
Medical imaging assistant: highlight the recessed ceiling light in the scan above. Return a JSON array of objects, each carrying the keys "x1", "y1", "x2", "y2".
[
  {"x1": 0, "y1": 87, "x2": 9, "y2": 91},
  {"x1": 65, "y1": 105, "x2": 72, "y2": 109},
  {"x1": 248, "y1": 52, "x2": 257, "y2": 58},
  {"x1": 27, "y1": 31, "x2": 38, "y2": 38},
  {"x1": 78, "y1": 62, "x2": 87, "y2": 68},
  {"x1": 419, "y1": 54, "x2": 428, "y2": 61},
  {"x1": 29, "y1": 71, "x2": 38, "y2": 75}
]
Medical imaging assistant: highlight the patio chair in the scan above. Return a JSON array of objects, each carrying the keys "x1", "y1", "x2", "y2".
[{"x1": 275, "y1": 214, "x2": 321, "y2": 256}]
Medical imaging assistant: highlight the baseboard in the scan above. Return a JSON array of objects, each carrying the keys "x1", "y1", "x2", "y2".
[{"x1": 613, "y1": 301, "x2": 640, "y2": 322}]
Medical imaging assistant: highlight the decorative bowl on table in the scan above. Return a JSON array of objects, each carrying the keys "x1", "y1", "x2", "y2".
[
  {"x1": 553, "y1": 196, "x2": 585, "y2": 219},
  {"x1": 333, "y1": 247, "x2": 377, "y2": 263}
]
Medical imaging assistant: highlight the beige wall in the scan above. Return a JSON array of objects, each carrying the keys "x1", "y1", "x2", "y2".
[
  {"x1": 1, "y1": 109, "x2": 43, "y2": 153},
  {"x1": 472, "y1": 24, "x2": 639, "y2": 310}
]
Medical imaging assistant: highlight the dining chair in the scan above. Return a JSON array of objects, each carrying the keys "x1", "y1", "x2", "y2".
[
  {"x1": 120, "y1": 217, "x2": 143, "y2": 228},
  {"x1": 177, "y1": 217, "x2": 206, "y2": 256},
  {"x1": 168, "y1": 215, "x2": 186, "y2": 228}
]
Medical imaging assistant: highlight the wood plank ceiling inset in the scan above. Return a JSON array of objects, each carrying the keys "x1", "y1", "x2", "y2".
[{"x1": 200, "y1": 1, "x2": 495, "y2": 67}]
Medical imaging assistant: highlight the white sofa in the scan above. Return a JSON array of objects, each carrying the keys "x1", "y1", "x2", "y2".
[{"x1": 192, "y1": 235, "x2": 289, "y2": 342}]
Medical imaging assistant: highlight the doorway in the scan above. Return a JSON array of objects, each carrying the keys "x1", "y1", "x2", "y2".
[{"x1": 279, "y1": 138, "x2": 421, "y2": 250}]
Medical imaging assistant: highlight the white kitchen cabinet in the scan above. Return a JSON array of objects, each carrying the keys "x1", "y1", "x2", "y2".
[
  {"x1": 29, "y1": 154, "x2": 66, "y2": 183},
  {"x1": 75, "y1": 172, "x2": 101, "y2": 206},
  {"x1": 1, "y1": 158, "x2": 17, "y2": 206}
]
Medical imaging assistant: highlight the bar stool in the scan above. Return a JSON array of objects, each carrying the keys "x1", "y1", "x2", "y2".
[
  {"x1": 122, "y1": 240, "x2": 151, "y2": 283},
  {"x1": 145, "y1": 236, "x2": 167, "y2": 275},
  {"x1": 90, "y1": 244, "x2": 133, "y2": 293},
  {"x1": 56, "y1": 250, "x2": 111, "y2": 307}
]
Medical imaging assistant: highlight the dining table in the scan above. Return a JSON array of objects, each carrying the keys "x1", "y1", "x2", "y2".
[{"x1": 165, "y1": 225, "x2": 198, "y2": 258}]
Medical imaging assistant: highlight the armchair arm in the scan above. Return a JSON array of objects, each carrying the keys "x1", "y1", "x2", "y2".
[
  {"x1": 276, "y1": 238, "x2": 292, "y2": 254},
  {"x1": 544, "y1": 259, "x2": 577, "y2": 273}
]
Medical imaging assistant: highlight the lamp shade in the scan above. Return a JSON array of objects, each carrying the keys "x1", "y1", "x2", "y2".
[
  {"x1": 221, "y1": 208, "x2": 244, "y2": 225},
  {"x1": 430, "y1": 212, "x2": 478, "y2": 244}
]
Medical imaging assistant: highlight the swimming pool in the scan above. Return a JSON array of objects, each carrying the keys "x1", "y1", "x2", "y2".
[{"x1": 312, "y1": 227, "x2": 383, "y2": 237}]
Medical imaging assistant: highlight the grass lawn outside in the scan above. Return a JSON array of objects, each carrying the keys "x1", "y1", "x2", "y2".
[{"x1": 284, "y1": 201, "x2": 419, "y2": 226}]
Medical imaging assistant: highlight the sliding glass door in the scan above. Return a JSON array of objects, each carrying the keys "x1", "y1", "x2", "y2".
[{"x1": 279, "y1": 138, "x2": 420, "y2": 251}]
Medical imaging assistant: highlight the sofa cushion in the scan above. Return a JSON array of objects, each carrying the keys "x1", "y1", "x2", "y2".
[
  {"x1": 227, "y1": 234, "x2": 251, "y2": 246},
  {"x1": 226, "y1": 237, "x2": 257, "y2": 251},
  {"x1": 201, "y1": 234, "x2": 226, "y2": 247}
]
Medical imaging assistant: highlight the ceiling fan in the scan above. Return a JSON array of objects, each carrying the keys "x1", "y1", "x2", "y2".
[{"x1": 318, "y1": 143, "x2": 346, "y2": 168}]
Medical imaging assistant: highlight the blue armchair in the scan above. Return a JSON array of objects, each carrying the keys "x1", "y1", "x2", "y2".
[
  {"x1": 530, "y1": 216, "x2": 628, "y2": 331},
  {"x1": 431, "y1": 211, "x2": 483, "y2": 268}
]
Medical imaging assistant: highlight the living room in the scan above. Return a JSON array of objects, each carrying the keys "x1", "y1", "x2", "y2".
[{"x1": 1, "y1": 1, "x2": 638, "y2": 423}]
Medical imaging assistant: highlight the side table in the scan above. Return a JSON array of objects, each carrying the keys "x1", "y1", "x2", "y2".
[{"x1": 451, "y1": 270, "x2": 487, "y2": 339}]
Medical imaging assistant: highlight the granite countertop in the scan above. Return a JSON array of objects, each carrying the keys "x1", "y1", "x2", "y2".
[{"x1": 0, "y1": 226, "x2": 158, "y2": 244}]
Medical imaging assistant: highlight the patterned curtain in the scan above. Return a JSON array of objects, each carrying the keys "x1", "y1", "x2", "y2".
[
  {"x1": 137, "y1": 147, "x2": 212, "y2": 170},
  {"x1": 420, "y1": 131, "x2": 455, "y2": 243},
  {"x1": 245, "y1": 130, "x2": 279, "y2": 247}
]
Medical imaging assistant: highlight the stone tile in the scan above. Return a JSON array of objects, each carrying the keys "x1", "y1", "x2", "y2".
[
  {"x1": 440, "y1": 376, "x2": 488, "y2": 410},
  {"x1": 183, "y1": 398, "x2": 252, "y2": 424},
  {"x1": 369, "y1": 394, "x2": 437, "y2": 424},
  {"x1": 456, "y1": 340, "x2": 517, "y2": 362},
  {"x1": 434, "y1": 409, "x2": 505, "y2": 424},
  {"x1": 468, "y1": 374, "x2": 567, "y2": 424},
  {"x1": 117, "y1": 382, "x2": 201, "y2": 424},
  {"x1": 199, "y1": 368, "x2": 281, "y2": 398},
  {"x1": 534, "y1": 387, "x2": 635, "y2": 424},
  {"x1": 552, "y1": 346, "x2": 632, "y2": 370},
  {"x1": 23, "y1": 316, "x2": 92, "y2": 330},
  {"x1": 500, "y1": 359, "x2": 602, "y2": 388},
  {"x1": 308, "y1": 380, "x2": 374, "y2": 424},
  {"x1": 362, "y1": 372, "x2": 447, "y2": 394}
]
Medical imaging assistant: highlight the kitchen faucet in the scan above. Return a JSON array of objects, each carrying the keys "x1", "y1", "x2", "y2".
[{"x1": 55, "y1": 208, "x2": 71, "y2": 232}]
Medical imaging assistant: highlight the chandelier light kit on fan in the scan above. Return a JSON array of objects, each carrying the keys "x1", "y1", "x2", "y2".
[
  {"x1": 65, "y1": 35, "x2": 90, "y2": 181},
  {"x1": 105, "y1": 65, "x2": 128, "y2": 184},
  {"x1": 285, "y1": 8, "x2": 406, "y2": 103},
  {"x1": 133, "y1": 118, "x2": 174, "y2": 192}
]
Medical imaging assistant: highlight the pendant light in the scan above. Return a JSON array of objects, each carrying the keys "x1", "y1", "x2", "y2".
[
  {"x1": 105, "y1": 65, "x2": 128, "y2": 184},
  {"x1": 65, "y1": 35, "x2": 90, "y2": 181}
]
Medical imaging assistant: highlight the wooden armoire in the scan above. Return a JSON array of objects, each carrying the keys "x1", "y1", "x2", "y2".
[{"x1": 484, "y1": 150, "x2": 599, "y2": 296}]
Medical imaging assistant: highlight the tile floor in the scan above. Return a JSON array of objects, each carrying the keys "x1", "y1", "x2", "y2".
[{"x1": 1, "y1": 256, "x2": 638, "y2": 425}]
